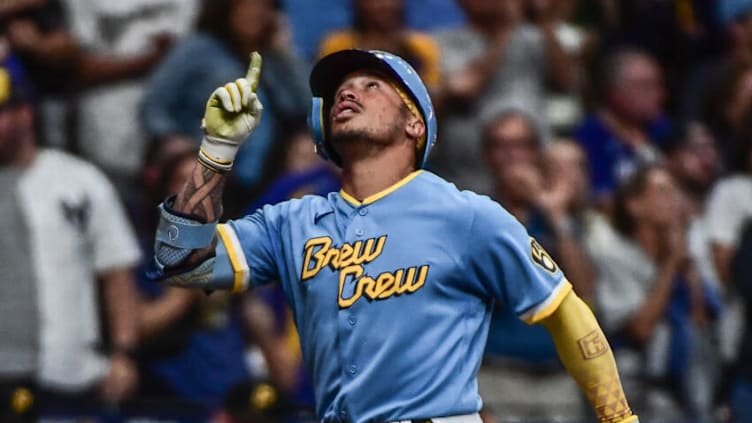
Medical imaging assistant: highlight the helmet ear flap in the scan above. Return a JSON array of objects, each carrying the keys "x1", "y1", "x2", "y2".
[
  {"x1": 308, "y1": 96, "x2": 343, "y2": 166},
  {"x1": 308, "y1": 97, "x2": 330, "y2": 161}
]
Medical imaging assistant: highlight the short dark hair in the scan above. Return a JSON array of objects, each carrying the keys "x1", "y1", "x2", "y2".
[
  {"x1": 596, "y1": 46, "x2": 657, "y2": 101},
  {"x1": 482, "y1": 108, "x2": 542, "y2": 149}
]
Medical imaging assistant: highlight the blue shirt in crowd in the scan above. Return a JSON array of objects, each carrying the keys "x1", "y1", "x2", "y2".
[{"x1": 574, "y1": 113, "x2": 671, "y2": 198}]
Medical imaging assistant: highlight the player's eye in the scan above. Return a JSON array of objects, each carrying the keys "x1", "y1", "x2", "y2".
[{"x1": 366, "y1": 81, "x2": 380, "y2": 89}]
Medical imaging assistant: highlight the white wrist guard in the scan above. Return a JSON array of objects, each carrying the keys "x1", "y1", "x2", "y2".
[{"x1": 198, "y1": 135, "x2": 240, "y2": 172}]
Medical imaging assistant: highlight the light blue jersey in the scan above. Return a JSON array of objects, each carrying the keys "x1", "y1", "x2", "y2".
[{"x1": 215, "y1": 170, "x2": 570, "y2": 422}]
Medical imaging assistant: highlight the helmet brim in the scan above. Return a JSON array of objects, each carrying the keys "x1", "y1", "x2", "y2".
[{"x1": 309, "y1": 49, "x2": 405, "y2": 102}]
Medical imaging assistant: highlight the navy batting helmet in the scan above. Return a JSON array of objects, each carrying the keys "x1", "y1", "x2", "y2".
[{"x1": 308, "y1": 49, "x2": 437, "y2": 168}]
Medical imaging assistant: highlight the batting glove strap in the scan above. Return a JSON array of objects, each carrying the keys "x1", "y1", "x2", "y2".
[{"x1": 198, "y1": 135, "x2": 240, "y2": 172}]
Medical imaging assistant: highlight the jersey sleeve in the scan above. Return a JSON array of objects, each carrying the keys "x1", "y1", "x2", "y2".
[
  {"x1": 218, "y1": 204, "x2": 284, "y2": 289},
  {"x1": 467, "y1": 197, "x2": 571, "y2": 324}
]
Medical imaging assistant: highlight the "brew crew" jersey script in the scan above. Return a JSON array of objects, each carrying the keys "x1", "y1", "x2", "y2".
[{"x1": 216, "y1": 170, "x2": 570, "y2": 422}]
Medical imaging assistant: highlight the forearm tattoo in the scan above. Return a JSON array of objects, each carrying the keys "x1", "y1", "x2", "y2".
[{"x1": 174, "y1": 160, "x2": 226, "y2": 222}]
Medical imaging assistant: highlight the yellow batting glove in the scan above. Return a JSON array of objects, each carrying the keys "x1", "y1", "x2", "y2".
[{"x1": 199, "y1": 52, "x2": 263, "y2": 172}]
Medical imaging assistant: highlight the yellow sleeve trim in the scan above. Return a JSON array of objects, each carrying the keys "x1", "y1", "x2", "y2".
[
  {"x1": 521, "y1": 279, "x2": 572, "y2": 324},
  {"x1": 216, "y1": 224, "x2": 250, "y2": 292}
]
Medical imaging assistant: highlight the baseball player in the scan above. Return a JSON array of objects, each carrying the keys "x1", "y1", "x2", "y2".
[{"x1": 149, "y1": 49, "x2": 639, "y2": 423}]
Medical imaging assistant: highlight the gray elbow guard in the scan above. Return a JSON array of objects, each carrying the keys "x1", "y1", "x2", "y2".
[
  {"x1": 152, "y1": 202, "x2": 246, "y2": 292},
  {"x1": 159, "y1": 238, "x2": 244, "y2": 291},
  {"x1": 153, "y1": 201, "x2": 217, "y2": 269}
]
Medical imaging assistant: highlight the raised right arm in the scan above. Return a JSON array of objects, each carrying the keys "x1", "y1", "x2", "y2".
[
  {"x1": 155, "y1": 161, "x2": 228, "y2": 271},
  {"x1": 149, "y1": 53, "x2": 264, "y2": 291}
]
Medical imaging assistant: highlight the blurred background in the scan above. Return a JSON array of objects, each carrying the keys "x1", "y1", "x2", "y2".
[{"x1": 0, "y1": 0, "x2": 751, "y2": 422}]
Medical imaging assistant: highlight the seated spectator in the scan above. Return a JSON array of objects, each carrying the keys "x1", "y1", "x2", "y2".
[
  {"x1": 662, "y1": 120, "x2": 726, "y2": 417},
  {"x1": 663, "y1": 121, "x2": 723, "y2": 288},
  {"x1": 477, "y1": 108, "x2": 593, "y2": 422},
  {"x1": 140, "y1": 0, "x2": 310, "y2": 216},
  {"x1": 317, "y1": 0, "x2": 441, "y2": 92},
  {"x1": 574, "y1": 47, "x2": 670, "y2": 211},
  {"x1": 587, "y1": 165, "x2": 721, "y2": 421},
  {"x1": 430, "y1": 0, "x2": 574, "y2": 194},
  {"x1": 0, "y1": 52, "x2": 141, "y2": 422},
  {"x1": 664, "y1": 122, "x2": 721, "y2": 211},
  {"x1": 705, "y1": 122, "x2": 752, "y2": 413},
  {"x1": 591, "y1": 0, "x2": 718, "y2": 114}
]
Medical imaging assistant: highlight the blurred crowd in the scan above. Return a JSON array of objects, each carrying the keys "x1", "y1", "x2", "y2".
[{"x1": 1, "y1": 0, "x2": 752, "y2": 422}]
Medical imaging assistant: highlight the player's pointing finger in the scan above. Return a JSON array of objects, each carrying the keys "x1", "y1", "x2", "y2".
[{"x1": 246, "y1": 52, "x2": 262, "y2": 92}]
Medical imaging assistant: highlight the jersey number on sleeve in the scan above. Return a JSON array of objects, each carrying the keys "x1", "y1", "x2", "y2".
[{"x1": 530, "y1": 238, "x2": 558, "y2": 274}]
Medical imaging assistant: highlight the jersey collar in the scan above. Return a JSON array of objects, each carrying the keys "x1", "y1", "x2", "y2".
[{"x1": 339, "y1": 170, "x2": 423, "y2": 206}]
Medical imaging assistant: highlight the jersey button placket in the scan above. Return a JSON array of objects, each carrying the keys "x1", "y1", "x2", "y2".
[
  {"x1": 346, "y1": 208, "x2": 365, "y2": 239},
  {"x1": 348, "y1": 364, "x2": 357, "y2": 375}
]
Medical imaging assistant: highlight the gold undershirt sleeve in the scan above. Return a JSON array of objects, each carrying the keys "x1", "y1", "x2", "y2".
[{"x1": 540, "y1": 291, "x2": 639, "y2": 423}]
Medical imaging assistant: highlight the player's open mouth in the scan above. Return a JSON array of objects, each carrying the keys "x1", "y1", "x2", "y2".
[{"x1": 333, "y1": 100, "x2": 362, "y2": 121}]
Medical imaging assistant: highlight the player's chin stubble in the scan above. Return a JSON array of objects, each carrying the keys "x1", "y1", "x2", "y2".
[{"x1": 330, "y1": 120, "x2": 403, "y2": 149}]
